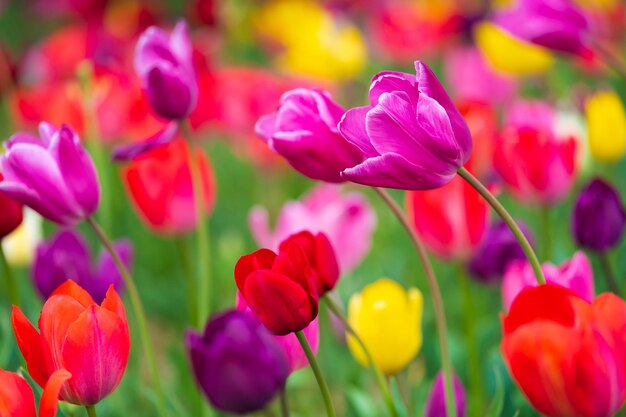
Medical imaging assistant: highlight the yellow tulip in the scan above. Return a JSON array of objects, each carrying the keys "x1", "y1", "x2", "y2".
[
  {"x1": 586, "y1": 91, "x2": 626, "y2": 163},
  {"x1": 2, "y1": 208, "x2": 42, "y2": 266},
  {"x1": 347, "y1": 278, "x2": 423, "y2": 375},
  {"x1": 474, "y1": 22, "x2": 555, "y2": 76}
]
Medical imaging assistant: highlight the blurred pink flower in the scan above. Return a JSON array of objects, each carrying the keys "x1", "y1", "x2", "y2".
[
  {"x1": 502, "y1": 251, "x2": 594, "y2": 310},
  {"x1": 249, "y1": 184, "x2": 376, "y2": 273}
]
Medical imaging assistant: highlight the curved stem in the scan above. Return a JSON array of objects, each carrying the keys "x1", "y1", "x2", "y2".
[
  {"x1": 324, "y1": 297, "x2": 398, "y2": 417},
  {"x1": 0, "y1": 243, "x2": 18, "y2": 306},
  {"x1": 279, "y1": 388, "x2": 290, "y2": 417},
  {"x1": 174, "y1": 236, "x2": 198, "y2": 325},
  {"x1": 457, "y1": 167, "x2": 546, "y2": 285},
  {"x1": 372, "y1": 187, "x2": 457, "y2": 417},
  {"x1": 599, "y1": 252, "x2": 620, "y2": 294},
  {"x1": 86, "y1": 217, "x2": 167, "y2": 417},
  {"x1": 85, "y1": 405, "x2": 97, "y2": 417},
  {"x1": 295, "y1": 330, "x2": 336, "y2": 417}
]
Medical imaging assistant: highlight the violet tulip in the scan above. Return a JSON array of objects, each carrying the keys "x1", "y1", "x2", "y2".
[
  {"x1": 32, "y1": 229, "x2": 131, "y2": 302},
  {"x1": 338, "y1": 61, "x2": 472, "y2": 190},
  {"x1": 502, "y1": 251, "x2": 594, "y2": 310},
  {"x1": 135, "y1": 20, "x2": 197, "y2": 120},
  {"x1": 424, "y1": 371, "x2": 467, "y2": 417},
  {"x1": 186, "y1": 310, "x2": 289, "y2": 415},
  {"x1": 0, "y1": 122, "x2": 99, "y2": 225},
  {"x1": 256, "y1": 88, "x2": 363, "y2": 183},
  {"x1": 572, "y1": 177, "x2": 626, "y2": 252}
]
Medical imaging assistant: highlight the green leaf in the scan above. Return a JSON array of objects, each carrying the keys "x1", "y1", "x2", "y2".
[{"x1": 485, "y1": 367, "x2": 505, "y2": 417}]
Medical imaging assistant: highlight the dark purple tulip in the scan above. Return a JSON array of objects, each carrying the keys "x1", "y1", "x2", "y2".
[
  {"x1": 572, "y1": 178, "x2": 626, "y2": 252},
  {"x1": 186, "y1": 310, "x2": 289, "y2": 415},
  {"x1": 424, "y1": 371, "x2": 467, "y2": 417},
  {"x1": 32, "y1": 229, "x2": 130, "y2": 302},
  {"x1": 467, "y1": 220, "x2": 534, "y2": 283}
]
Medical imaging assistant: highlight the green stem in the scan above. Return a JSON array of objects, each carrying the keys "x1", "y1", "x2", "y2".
[
  {"x1": 541, "y1": 205, "x2": 551, "y2": 261},
  {"x1": 457, "y1": 167, "x2": 546, "y2": 285},
  {"x1": 0, "y1": 243, "x2": 18, "y2": 306},
  {"x1": 599, "y1": 252, "x2": 620, "y2": 294},
  {"x1": 324, "y1": 297, "x2": 398, "y2": 417},
  {"x1": 279, "y1": 388, "x2": 290, "y2": 417},
  {"x1": 85, "y1": 405, "x2": 97, "y2": 417},
  {"x1": 372, "y1": 187, "x2": 457, "y2": 417},
  {"x1": 295, "y1": 331, "x2": 336, "y2": 417},
  {"x1": 86, "y1": 217, "x2": 167, "y2": 417},
  {"x1": 174, "y1": 236, "x2": 198, "y2": 326}
]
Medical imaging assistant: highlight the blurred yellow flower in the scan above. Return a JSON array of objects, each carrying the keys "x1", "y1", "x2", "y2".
[
  {"x1": 586, "y1": 91, "x2": 626, "y2": 163},
  {"x1": 474, "y1": 22, "x2": 555, "y2": 76},
  {"x1": 575, "y1": 0, "x2": 619, "y2": 11},
  {"x1": 254, "y1": 0, "x2": 366, "y2": 81},
  {"x1": 2, "y1": 208, "x2": 42, "y2": 266},
  {"x1": 347, "y1": 278, "x2": 423, "y2": 375}
]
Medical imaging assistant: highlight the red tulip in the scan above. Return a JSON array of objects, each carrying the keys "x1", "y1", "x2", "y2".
[
  {"x1": 0, "y1": 368, "x2": 70, "y2": 417},
  {"x1": 12, "y1": 280, "x2": 130, "y2": 406},
  {"x1": 235, "y1": 247, "x2": 318, "y2": 336},
  {"x1": 278, "y1": 231, "x2": 339, "y2": 297},
  {"x1": 502, "y1": 284, "x2": 626, "y2": 417},
  {"x1": 122, "y1": 138, "x2": 216, "y2": 235},
  {"x1": 0, "y1": 173, "x2": 23, "y2": 240}
]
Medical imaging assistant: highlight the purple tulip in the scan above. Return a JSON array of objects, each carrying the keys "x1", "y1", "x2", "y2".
[
  {"x1": 186, "y1": 310, "x2": 289, "y2": 415},
  {"x1": 338, "y1": 61, "x2": 472, "y2": 190},
  {"x1": 256, "y1": 88, "x2": 363, "y2": 183},
  {"x1": 424, "y1": 371, "x2": 467, "y2": 417},
  {"x1": 467, "y1": 220, "x2": 534, "y2": 284},
  {"x1": 493, "y1": 0, "x2": 589, "y2": 56},
  {"x1": 573, "y1": 178, "x2": 626, "y2": 252},
  {"x1": 0, "y1": 122, "x2": 99, "y2": 226},
  {"x1": 32, "y1": 229, "x2": 130, "y2": 303},
  {"x1": 135, "y1": 20, "x2": 197, "y2": 120}
]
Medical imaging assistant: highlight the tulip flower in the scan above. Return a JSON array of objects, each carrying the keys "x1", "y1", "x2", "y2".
[
  {"x1": 406, "y1": 169, "x2": 489, "y2": 260},
  {"x1": 492, "y1": 0, "x2": 590, "y2": 56},
  {"x1": 347, "y1": 278, "x2": 423, "y2": 374},
  {"x1": 12, "y1": 280, "x2": 130, "y2": 405},
  {"x1": 468, "y1": 220, "x2": 534, "y2": 283},
  {"x1": 0, "y1": 122, "x2": 99, "y2": 226},
  {"x1": 186, "y1": 310, "x2": 289, "y2": 415},
  {"x1": 235, "y1": 246, "x2": 318, "y2": 335},
  {"x1": 0, "y1": 368, "x2": 71, "y2": 417},
  {"x1": 1, "y1": 208, "x2": 43, "y2": 266},
  {"x1": 122, "y1": 139, "x2": 215, "y2": 235},
  {"x1": 0, "y1": 174, "x2": 23, "y2": 240},
  {"x1": 502, "y1": 251, "x2": 594, "y2": 310},
  {"x1": 502, "y1": 284, "x2": 626, "y2": 417},
  {"x1": 424, "y1": 371, "x2": 467, "y2": 417},
  {"x1": 585, "y1": 91, "x2": 626, "y2": 163},
  {"x1": 135, "y1": 20, "x2": 197, "y2": 120},
  {"x1": 494, "y1": 100, "x2": 577, "y2": 205},
  {"x1": 249, "y1": 184, "x2": 376, "y2": 273},
  {"x1": 277, "y1": 231, "x2": 339, "y2": 297},
  {"x1": 32, "y1": 229, "x2": 131, "y2": 302},
  {"x1": 572, "y1": 177, "x2": 626, "y2": 252},
  {"x1": 338, "y1": 61, "x2": 472, "y2": 190},
  {"x1": 256, "y1": 88, "x2": 363, "y2": 183}
]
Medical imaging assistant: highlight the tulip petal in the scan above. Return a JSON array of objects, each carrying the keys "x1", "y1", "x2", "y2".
[
  {"x1": 12, "y1": 306, "x2": 53, "y2": 388},
  {"x1": 338, "y1": 106, "x2": 379, "y2": 158},
  {"x1": 134, "y1": 27, "x2": 175, "y2": 78},
  {"x1": 170, "y1": 20, "x2": 193, "y2": 64},
  {"x1": 51, "y1": 280, "x2": 96, "y2": 307},
  {"x1": 234, "y1": 249, "x2": 277, "y2": 290},
  {"x1": 39, "y1": 369, "x2": 72, "y2": 417},
  {"x1": 369, "y1": 71, "x2": 416, "y2": 105},
  {"x1": 0, "y1": 369, "x2": 37, "y2": 417},
  {"x1": 146, "y1": 66, "x2": 193, "y2": 120},
  {"x1": 100, "y1": 285, "x2": 128, "y2": 324},
  {"x1": 112, "y1": 122, "x2": 179, "y2": 162}
]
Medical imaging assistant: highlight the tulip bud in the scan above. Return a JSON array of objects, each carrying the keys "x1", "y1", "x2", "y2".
[
  {"x1": 424, "y1": 371, "x2": 467, "y2": 417},
  {"x1": 572, "y1": 177, "x2": 626, "y2": 252},
  {"x1": 186, "y1": 310, "x2": 289, "y2": 415},
  {"x1": 347, "y1": 278, "x2": 423, "y2": 374},
  {"x1": 585, "y1": 91, "x2": 626, "y2": 163}
]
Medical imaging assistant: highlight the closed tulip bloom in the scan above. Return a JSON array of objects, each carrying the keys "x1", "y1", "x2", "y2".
[
  {"x1": 135, "y1": 20, "x2": 197, "y2": 120},
  {"x1": 0, "y1": 368, "x2": 71, "y2": 417},
  {"x1": 186, "y1": 310, "x2": 289, "y2": 415},
  {"x1": 0, "y1": 122, "x2": 99, "y2": 226},
  {"x1": 256, "y1": 88, "x2": 362, "y2": 183},
  {"x1": 32, "y1": 229, "x2": 131, "y2": 302},
  {"x1": 347, "y1": 278, "x2": 423, "y2": 374},
  {"x1": 249, "y1": 184, "x2": 376, "y2": 273},
  {"x1": 0, "y1": 173, "x2": 23, "y2": 239},
  {"x1": 338, "y1": 61, "x2": 472, "y2": 190},
  {"x1": 502, "y1": 284, "x2": 626, "y2": 417},
  {"x1": 424, "y1": 371, "x2": 467, "y2": 417},
  {"x1": 235, "y1": 246, "x2": 318, "y2": 335},
  {"x1": 12, "y1": 280, "x2": 130, "y2": 405},
  {"x1": 502, "y1": 251, "x2": 594, "y2": 310},
  {"x1": 573, "y1": 178, "x2": 626, "y2": 252},
  {"x1": 278, "y1": 231, "x2": 339, "y2": 296},
  {"x1": 468, "y1": 220, "x2": 534, "y2": 283},
  {"x1": 585, "y1": 91, "x2": 626, "y2": 163},
  {"x1": 122, "y1": 139, "x2": 215, "y2": 235}
]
